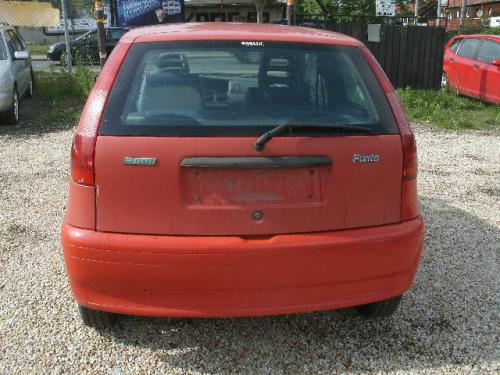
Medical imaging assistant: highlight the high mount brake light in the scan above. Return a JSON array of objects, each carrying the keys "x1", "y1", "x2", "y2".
[
  {"x1": 71, "y1": 43, "x2": 131, "y2": 186},
  {"x1": 359, "y1": 46, "x2": 419, "y2": 220}
]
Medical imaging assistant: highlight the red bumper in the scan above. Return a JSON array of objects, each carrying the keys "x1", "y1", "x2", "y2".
[{"x1": 62, "y1": 217, "x2": 424, "y2": 317}]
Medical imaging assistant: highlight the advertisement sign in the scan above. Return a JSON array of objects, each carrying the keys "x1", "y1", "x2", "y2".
[
  {"x1": 375, "y1": 0, "x2": 395, "y2": 16},
  {"x1": 117, "y1": 0, "x2": 184, "y2": 26}
]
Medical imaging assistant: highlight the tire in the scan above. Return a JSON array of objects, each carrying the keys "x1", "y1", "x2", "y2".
[
  {"x1": 441, "y1": 72, "x2": 448, "y2": 88},
  {"x1": 4, "y1": 87, "x2": 19, "y2": 124},
  {"x1": 355, "y1": 295, "x2": 402, "y2": 318},
  {"x1": 25, "y1": 70, "x2": 34, "y2": 99},
  {"x1": 78, "y1": 304, "x2": 117, "y2": 329}
]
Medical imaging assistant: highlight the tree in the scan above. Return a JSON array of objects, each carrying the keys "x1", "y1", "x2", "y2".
[
  {"x1": 255, "y1": 0, "x2": 265, "y2": 23},
  {"x1": 254, "y1": 0, "x2": 277, "y2": 23}
]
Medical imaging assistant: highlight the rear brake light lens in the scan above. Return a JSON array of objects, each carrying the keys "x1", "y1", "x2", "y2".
[
  {"x1": 71, "y1": 133, "x2": 96, "y2": 186},
  {"x1": 386, "y1": 91, "x2": 418, "y2": 180},
  {"x1": 70, "y1": 43, "x2": 131, "y2": 186}
]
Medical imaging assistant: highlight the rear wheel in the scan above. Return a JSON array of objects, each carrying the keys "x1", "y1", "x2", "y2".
[
  {"x1": 4, "y1": 87, "x2": 19, "y2": 124},
  {"x1": 25, "y1": 70, "x2": 34, "y2": 99},
  {"x1": 78, "y1": 304, "x2": 117, "y2": 329},
  {"x1": 355, "y1": 295, "x2": 402, "y2": 318}
]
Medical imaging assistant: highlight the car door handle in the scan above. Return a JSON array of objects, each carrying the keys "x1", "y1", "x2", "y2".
[
  {"x1": 472, "y1": 64, "x2": 480, "y2": 69},
  {"x1": 449, "y1": 58, "x2": 455, "y2": 62}
]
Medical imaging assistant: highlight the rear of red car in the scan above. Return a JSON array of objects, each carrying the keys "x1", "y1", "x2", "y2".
[{"x1": 62, "y1": 24, "x2": 424, "y2": 328}]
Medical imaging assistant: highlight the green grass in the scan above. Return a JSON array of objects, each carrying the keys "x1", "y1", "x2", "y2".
[
  {"x1": 481, "y1": 27, "x2": 500, "y2": 35},
  {"x1": 23, "y1": 69, "x2": 97, "y2": 127},
  {"x1": 397, "y1": 88, "x2": 500, "y2": 130},
  {"x1": 27, "y1": 44, "x2": 50, "y2": 55}
]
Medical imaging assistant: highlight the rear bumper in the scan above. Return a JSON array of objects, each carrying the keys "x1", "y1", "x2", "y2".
[{"x1": 62, "y1": 217, "x2": 424, "y2": 317}]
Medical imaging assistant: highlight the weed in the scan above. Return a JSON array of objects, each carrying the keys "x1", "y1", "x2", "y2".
[
  {"x1": 397, "y1": 88, "x2": 500, "y2": 130},
  {"x1": 27, "y1": 44, "x2": 50, "y2": 55}
]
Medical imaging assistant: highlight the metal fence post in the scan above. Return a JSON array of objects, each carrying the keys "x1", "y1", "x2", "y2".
[
  {"x1": 287, "y1": 0, "x2": 295, "y2": 26},
  {"x1": 414, "y1": 0, "x2": 419, "y2": 25},
  {"x1": 459, "y1": 0, "x2": 467, "y2": 34},
  {"x1": 61, "y1": 0, "x2": 73, "y2": 73},
  {"x1": 95, "y1": 0, "x2": 107, "y2": 68},
  {"x1": 437, "y1": 0, "x2": 441, "y2": 26}
]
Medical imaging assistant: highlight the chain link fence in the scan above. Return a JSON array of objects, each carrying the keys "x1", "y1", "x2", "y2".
[{"x1": 0, "y1": 0, "x2": 115, "y2": 69}]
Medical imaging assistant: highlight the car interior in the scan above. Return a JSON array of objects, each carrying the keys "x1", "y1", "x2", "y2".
[{"x1": 118, "y1": 47, "x2": 380, "y2": 129}]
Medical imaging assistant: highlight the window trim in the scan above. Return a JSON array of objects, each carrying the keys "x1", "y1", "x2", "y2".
[{"x1": 449, "y1": 38, "x2": 463, "y2": 54}]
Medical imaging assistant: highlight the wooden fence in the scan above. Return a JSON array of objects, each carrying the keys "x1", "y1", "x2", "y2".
[{"x1": 298, "y1": 22, "x2": 447, "y2": 89}]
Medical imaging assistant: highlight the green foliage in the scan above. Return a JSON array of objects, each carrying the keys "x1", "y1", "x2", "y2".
[
  {"x1": 73, "y1": 65, "x2": 96, "y2": 99},
  {"x1": 28, "y1": 68, "x2": 95, "y2": 127},
  {"x1": 397, "y1": 88, "x2": 500, "y2": 130},
  {"x1": 299, "y1": 0, "x2": 322, "y2": 15},
  {"x1": 35, "y1": 65, "x2": 96, "y2": 101},
  {"x1": 27, "y1": 44, "x2": 50, "y2": 55},
  {"x1": 481, "y1": 27, "x2": 500, "y2": 35}
]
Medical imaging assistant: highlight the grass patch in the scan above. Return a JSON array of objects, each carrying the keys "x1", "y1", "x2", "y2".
[
  {"x1": 481, "y1": 27, "x2": 500, "y2": 35},
  {"x1": 397, "y1": 88, "x2": 500, "y2": 130},
  {"x1": 27, "y1": 44, "x2": 49, "y2": 55},
  {"x1": 24, "y1": 68, "x2": 97, "y2": 127}
]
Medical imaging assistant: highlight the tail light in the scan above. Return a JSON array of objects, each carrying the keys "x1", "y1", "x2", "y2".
[
  {"x1": 359, "y1": 47, "x2": 419, "y2": 221},
  {"x1": 71, "y1": 43, "x2": 131, "y2": 186}
]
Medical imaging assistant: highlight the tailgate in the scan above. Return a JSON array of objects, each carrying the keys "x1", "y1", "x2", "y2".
[{"x1": 94, "y1": 135, "x2": 402, "y2": 235}]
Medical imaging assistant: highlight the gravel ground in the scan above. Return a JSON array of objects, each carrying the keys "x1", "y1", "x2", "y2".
[{"x1": 0, "y1": 119, "x2": 498, "y2": 374}]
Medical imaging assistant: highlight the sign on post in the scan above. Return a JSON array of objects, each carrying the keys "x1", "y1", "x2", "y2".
[
  {"x1": 376, "y1": 0, "x2": 396, "y2": 16},
  {"x1": 116, "y1": 0, "x2": 184, "y2": 26}
]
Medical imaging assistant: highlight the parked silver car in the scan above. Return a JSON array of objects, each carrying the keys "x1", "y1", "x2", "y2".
[{"x1": 0, "y1": 24, "x2": 33, "y2": 124}]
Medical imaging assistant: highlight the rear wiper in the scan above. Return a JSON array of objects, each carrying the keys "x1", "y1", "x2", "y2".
[{"x1": 254, "y1": 122, "x2": 372, "y2": 152}]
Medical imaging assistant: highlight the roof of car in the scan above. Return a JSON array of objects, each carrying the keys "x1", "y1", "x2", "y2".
[
  {"x1": 453, "y1": 34, "x2": 500, "y2": 42},
  {"x1": 121, "y1": 23, "x2": 363, "y2": 47}
]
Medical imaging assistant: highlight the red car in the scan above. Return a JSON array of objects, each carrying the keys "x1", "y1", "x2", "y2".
[
  {"x1": 443, "y1": 34, "x2": 500, "y2": 104},
  {"x1": 62, "y1": 23, "x2": 424, "y2": 329}
]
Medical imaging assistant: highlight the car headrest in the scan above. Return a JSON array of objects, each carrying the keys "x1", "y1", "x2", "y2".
[{"x1": 156, "y1": 53, "x2": 189, "y2": 73}]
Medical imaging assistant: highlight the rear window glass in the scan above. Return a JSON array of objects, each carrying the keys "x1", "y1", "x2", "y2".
[{"x1": 101, "y1": 41, "x2": 397, "y2": 136}]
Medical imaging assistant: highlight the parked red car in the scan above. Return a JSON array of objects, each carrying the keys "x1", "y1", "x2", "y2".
[
  {"x1": 62, "y1": 23, "x2": 425, "y2": 329},
  {"x1": 443, "y1": 34, "x2": 500, "y2": 104}
]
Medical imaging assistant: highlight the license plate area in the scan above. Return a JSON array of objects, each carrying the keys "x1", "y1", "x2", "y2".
[{"x1": 181, "y1": 156, "x2": 330, "y2": 207}]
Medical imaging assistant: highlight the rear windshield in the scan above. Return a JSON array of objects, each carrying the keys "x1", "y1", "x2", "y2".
[{"x1": 101, "y1": 41, "x2": 397, "y2": 136}]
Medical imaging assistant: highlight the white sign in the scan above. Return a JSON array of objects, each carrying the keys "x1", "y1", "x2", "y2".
[
  {"x1": 376, "y1": 0, "x2": 395, "y2": 16},
  {"x1": 162, "y1": 0, "x2": 182, "y2": 16}
]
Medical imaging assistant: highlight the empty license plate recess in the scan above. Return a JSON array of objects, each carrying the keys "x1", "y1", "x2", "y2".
[{"x1": 180, "y1": 156, "x2": 331, "y2": 206}]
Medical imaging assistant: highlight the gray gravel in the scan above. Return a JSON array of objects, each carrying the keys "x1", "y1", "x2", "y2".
[{"x1": 0, "y1": 122, "x2": 499, "y2": 374}]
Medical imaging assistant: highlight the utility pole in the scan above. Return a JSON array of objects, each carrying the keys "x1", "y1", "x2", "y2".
[
  {"x1": 61, "y1": 0, "x2": 72, "y2": 73},
  {"x1": 437, "y1": 0, "x2": 441, "y2": 26},
  {"x1": 459, "y1": 0, "x2": 467, "y2": 34},
  {"x1": 287, "y1": 0, "x2": 295, "y2": 25},
  {"x1": 414, "y1": 0, "x2": 419, "y2": 25},
  {"x1": 95, "y1": 0, "x2": 107, "y2": 68}
]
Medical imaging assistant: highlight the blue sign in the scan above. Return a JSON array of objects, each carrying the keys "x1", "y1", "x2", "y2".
[{"x1": 117, "y1": 0, "x2": 184, "y2": 26}]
